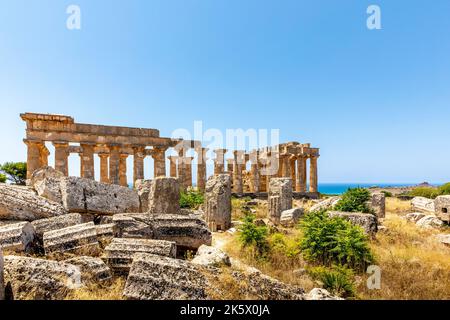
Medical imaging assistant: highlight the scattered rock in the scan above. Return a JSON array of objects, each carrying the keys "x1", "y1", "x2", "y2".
[
  {"x1": 306, "y1": 288, "x2": 343, "y2": 300},
  {"x1": 30, "y1": 166, "x2": 64, "y2": 203},
  {"x1": 191, "y1": 245, "x2": 231, "y2": 267},
  {"x1": 134, "y1": 179, "x2": 152, "y2": 213},
  {"x1": 227, "y1": 228, "x2": 237, "y2": 234},
  {"x1": 370, "y1": 193, "x2": 386, "y2": 219},
  {"x1": 416, "y1": 215, "x2": 444, "y2": 229},
  {"x1": 309, "y1": 196, "x2": 340, "y2": 213},
  {"x1": 113, "y1": 213, "x2": 153, "y2": 239},
  {"x1": 104, "y1": 238, "x2": 177, "y2": 273},
  {"x1": 405, "y1": 212, "x2": 426, "y2": 223},
  {"x1": 268, "y1": 178, "x2": 293, "y2": 224},
  {"x1": 254, "y1": 219, "x2": 266, "y2": 227},
  {"x1": 3, "y1": 255, "x2": 81, "y2": 300},
  {"x1": 0, "y1": 222, "x2": 36, "y2": 252},
  {"x1": 64, "y1": 256, "x2": 112, "y2": 283},
  {"x1": 0, "y1": 184, "x2": 67, "y2": 221},
  {"x1": 148, "y1": 177, "x2": 180, "y2": 214},
  {"x1": 377, "y1": 225, "x2": 388, "y2": 232},
  {"x1": 328, "y1": 211, "x2": 378, "y2": 236},
  {"x1": 280, "y1": 208, "x2": 304, "y2": 227},
  {"x1": 435, "y1": 195, "x2": 450, "y2": 223},
  {"x1": 436, "y1": 234, "x2": 450, "y2": 247},
  {"x1": 411, "y1": 197, "x2": 435, "y2": 213},
  {"x1": 60, "y1": 176, "x2": 139, "y2": 215},
  {"x1": 31, "y1": 213, "x2": 82, "y2": 244},
  {"x1": 43, "y1": 222, "x2": 100, "y2": 255},
  {"x1": 204, "y1": 174, "x2": 232, "y2": 232},
  {"x1": 151, "y1": 214, "x2": 212, "y2": 251},
  {"x1": 95, "y1": 223, "x2": 116, "y2": 246}
]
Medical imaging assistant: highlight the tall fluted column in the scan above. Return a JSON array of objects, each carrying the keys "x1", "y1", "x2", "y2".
[
  {"x1": 53, "y1": 141, "x2": 69, "y2": 176},
  {"x1": 24, "y1": 139, "x2": 44, "y2": 179},
  {"x1": 119, "y1": 153, "x2": 128, "y2": 187},
  {"x1": 282, "y1": 154, "x2": 291, "y2": 177},
  {"x1": 98, "y1": 153, "x2": 109, "y2": 183},
  {"x1": 152, "y1": 147, "x2": 167, "y2": 178},
  {"x1": 39, "y1": 145, "x2": 50, "y2": 167},
  {"x1": 184, "y1": 156, "x2": 194, "y2": 188},
  {"x1": 213, "y1": 149, "x2": 227, "y2": 174},
  {"x1": 289, "y1": 155, "x2": 297, "y2": 191},
  {"x1": 297, "y1": 155, "x2": 307, "y2": 192},
  {"x1": 309, "y1": 156, "x2": 318, "y2": 193},
  {"x1": 177, "y1": 148, "x2": 187, "y2": 190},
  {"x1": 250, "y1": 151, "x2": 260, "y2": 193},
  {"x1": 133, "y1": 146, "x2": 145, "y2": 186},
  {"x1": 233, "y1": 151, "x2": 244, "y2": 193},
  {"x1": 197, "y1": 148, "x2": 208, "y2": 191},
  {"x1": 80, "y1": 143, "x2": 95, "y2": 179},
  {"x1": 167, "y1": 156, "x2": 178, "y2": 178},
  {"x1": 109, "y1": 145, "x2": 120, "y2": 185}
]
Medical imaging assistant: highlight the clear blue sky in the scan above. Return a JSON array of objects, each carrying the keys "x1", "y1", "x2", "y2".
[{"x1": 0, "y1": 0, "x2": 449, "y2": 183}]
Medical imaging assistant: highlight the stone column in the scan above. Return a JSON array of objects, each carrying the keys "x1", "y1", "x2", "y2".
[
  {"x1": 98, "y1": 153, "x2": 110, "y2": 183},
  {"x1": 177, "y1": 149, "x2": 187, "y2": 190},
  {"x1": 119, "y1": 153, "x2": 128, "y2": 187},
  {"x1": 133, "y1": 146, "x2": 145, "y2": 186},
  {"x1": 233, "y1": 151, "x2": 244, "y2": 193},
  {"x1": 167, "y1": 156, "x2": 178, "y2": 178},
  {"x1": 296, "y1": 155, "x2": 307, "y2": 192},
  {"x1": 39, "y1": 145, "x2": 50, "y2": 167},
  {"x1": 197, "y1": 148, "x2": 208, "y2": 192},
  {"x1": 109, "y1": 145, "x2": 120, "y2": 185},
  {"x1": 24, "y1": 139, "x2": 44, "y2": 179},
  {"x1": 268, "y1": 178, "x2": 293, "y2": 224},
  {"x1": 53, "y1": 141, "x2": 69, "y2": 176},
  {"x1": 289, "y1": 155, "x2": 297, "y2": 191},
  {"x1": 80, "y1": 143, "x2": 95, "y2": 180},
  {"x1": 282, "y1": 154, "x2": 291, "y2": 178},
  {"x1": 213, "y1": 149, "x2": 227, "y2": 174},
  {"x1": 205, "y1": 174, "x2": 232, "y2": 231},
  {"x1": 185, "y1": 156, "x2": 194, "y2": 188},
  {"x1": 250, "y1": 151, "x2": 260, "y2": 193},
  {"x1": 309, "y1": 156, "x2": 318, "y2": 193},
  {"x1": 153, "y1": 147, "x2": 167, "y2": 178},
  {"x1": 226, "y1": 158, "x2": 234, "y2": 174}
]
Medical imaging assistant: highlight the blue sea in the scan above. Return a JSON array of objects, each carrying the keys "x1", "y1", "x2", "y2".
[{"x1": 318, "y1": 183, "x2": 419, "y2": 195}]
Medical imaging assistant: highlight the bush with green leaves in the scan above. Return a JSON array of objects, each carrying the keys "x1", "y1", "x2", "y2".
[
  {"x1": 334, "y1": 187, "x2": 372, "y2": 213},
  {"x1": 0, "y1": 162, "x2": 27, "y2": 185},
  {"x1": 0, "y1": 173, "x2": 6, "y2": 183},
  {"x1": 308, "y1": 265, "x2": 356, "y2": 298},
  {"x1": 300, "y1": 210, "x2": 373, "y2": 270},
  {"x1": 437, "y1": 183, "x2": 450, "y2": 196},
  {"x1": 268, "y1": 233, "x2": 301, "y2": 258},
  {"x1": 179, "y1": 189, "x2": 204, "y2": 209},
  {"x1": 380, "y1": 190, "x2": 392, "y2": 197},
  {"x1": 239, "y1": 213, "x2": 268, "y2": 254},
  {"x1": 409, "y1": 187, "x2": 439, "y2": 199}
]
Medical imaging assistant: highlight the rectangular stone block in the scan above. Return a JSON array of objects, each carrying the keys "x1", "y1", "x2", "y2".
[
  {"x1": 96, "y1": 223, "x2": 117, "y2": 246},
  {"x1": 31, "y1": 213, "x2": 83, "y2": 242},
  {"x1": 0, "y1": 222, "x2": 36, "y2": 252},
  {"x1": 268, "y1": 178, "x2": 292, "y2": 224},
  {"x1": 435, "y1": 195, "x2": 450, "y2": 223},
  {"x1": 43, "y1": 222, "x2": 99, "y2": 255},
  {"x1": 64, "y1": 256, "x2": 112, "y2": 283},
  {"x1": 328, "y1": 211, "x2": 378, "y2": 237},
  {"x1": 411, "y1": 196, "x2": 435, "y2": 213},
  {"x1": 112, "y1": 213, "x2": 153, "y2": 239},
  {"x1": 60, "y1": 176, "x2": 139, "y2": 214},
  {"x1": 148, "y1": 177, "x2": 180, "y2": 214},
  {"x1": 104, "y1": 238, "x2": 176, "y2": 273}
]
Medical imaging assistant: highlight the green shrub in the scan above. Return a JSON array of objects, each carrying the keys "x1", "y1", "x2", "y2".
[
  {"x1": 0, "y1": 174, "x2": 6, "y2": 183},
  {"x1": 239, "y1": 213, "x2": 268, "y2": 254},
  {"x1": 334, "y1": 188, "x2": 372, "y2": 213},
  {"x1": 308, "y1": 265, "x2": 356, "y2": 298},
  {"x1": 437, "y1": 183, "x2": 450, "y2": 196},
  {"x1": 380, "y1": 190, "x2": 392, "y2": 197},
  {"x1": 268, "y1": 233, "x2": 301, "y2": 258},
  {"x1": 409, "y1": 187, "x2": 439, "y2": 199},
  {"x1": 300, "y1": 210, "x2": 373, "y2": 270},
  {"x1": 179, "y1": 189, "x2": 204, "y2": 209},
  {"x1": 0, "y1": 162, "x2": 27, "y2": 185}
]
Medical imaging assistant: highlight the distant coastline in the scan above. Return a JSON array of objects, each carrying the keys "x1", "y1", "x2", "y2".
[{"x1": 318, "y1": 183, "x2": 437, "y2": 195}]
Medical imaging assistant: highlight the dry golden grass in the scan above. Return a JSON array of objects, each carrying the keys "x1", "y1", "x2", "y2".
[
  {"x1": 385, "y1": 197, "x2": 412, "y2": 215},
  {"x1": 65, "y1": 277, "x2": 126, "y2": 300}
]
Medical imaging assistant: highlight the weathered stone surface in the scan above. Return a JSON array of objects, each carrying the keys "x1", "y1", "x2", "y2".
[
  {"x1": 0, "y1": 250, "x2": 4, "y2": 300},
  {"x1": 134, "y1": 179, "x2": 152, "y2": 213},
  {"x1": 113, "y1": 213, "x2": 153, "y2": 239},
  {"x1": 43, "y1": 222, "x2": 99, "y2": 255},
  {"x1": 306, "y1": 288, "x2": 343, "y2": 300},
  {"x1": 268, "y1": 178, "x2": 293, "y2": 224},
  {"x1": 60, "y1": 176, "x2": 139, "y2": 214},
  {"x1": 436, "y1": 234, "x2": 450, "y2": 246},
  {"x1": 148, "y1": 177, "x2": 180, "y2": 214},
  {"x1": 191, "y1": 245, "x2": 231, "y2": 267},
  {"x1": 31, "y1": 213, "x2": 82, "y2": 242},
  {"x1": 280, "y1": 208, "x2": 304, "y2": 227},
  {"x1": 370, "y1": 193, "x2": 386, "y2": 219},
  {"x1": 151, "y1": 214, "x2": 212, "y2": 251},
  {"x1": 64, "y1": 256, "x2": 112, "y2": 283},
  {"x1": 95, "y1": 223, "x2": 116, "y2": 245},
  {"x1": 416, "y1": 215, "x2": 444, "y2": 229},
  {"x1": 123, "y1": 253, "x2": 208, "y2": 300},
  {"x1": 309, "y1": 196, "x2": 341, "y2": 213},
  {"x1": 0, "y1": 222, "x2": 36, "y2": 252},
  {"x1": 328, "y1": 211, "x2": 378, "y2": 236},
  {"x1": 204, "y1": 174, "x2": 232, "y2": 232},
  {"x1": 405, "y1": 212, "x2": 426, "y2": 223},
  {"x1": 30, "y1": 166, "x2": 64, "y2": 203},
  {"x1": 3, "y1": 255, "x2": 81, "y2": 300},
  {"x1": 104, "y1": 238, "x2": 176, "y2": 273},
  {"x1": 411, "y1": 196, "x2": 435, "y2": 213},
  {"x1": 0, "y1": 184, "x2": 67, "y2": 221},
  {"x1": 434, "y1": 195, "x2": 450, "y2": 223}
]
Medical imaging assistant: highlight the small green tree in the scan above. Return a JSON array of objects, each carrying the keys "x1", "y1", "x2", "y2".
[
  {"x1": 0, "y1": 162, "x2": 27, "y2": 185},
  {"x1": 334, "y1": 187, "x2": 372, "y2": 213},
  {"x1": 239, "y1": 212, "x2": 268, "y2": 254},
  {"x1": 308, "y1": 265, "x2": 356, "y2": 298},
  {"x1": 179, "y1": 189, "x2": 204, "y2": 209},
  {"x1": 0, "y1": 173, "x2": 6, "y2": 183}
]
